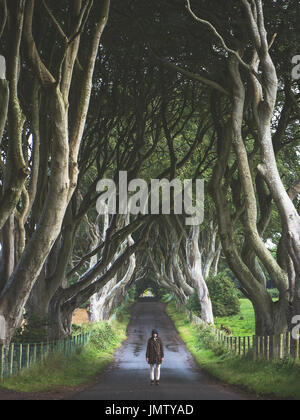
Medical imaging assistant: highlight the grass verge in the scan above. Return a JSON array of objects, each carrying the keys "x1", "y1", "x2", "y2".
[
  {"x1": 0, "y1": 301, "x2": 132, "y2": 393},
  {"x1": 214, "y1": 299, "x2": 255, "y2": 336},
  {"x1": 166, "y1": 300, "x2": 300, "y2": 400}
]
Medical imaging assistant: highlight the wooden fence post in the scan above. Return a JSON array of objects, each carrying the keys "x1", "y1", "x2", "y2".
[
  {"x1": 41, "y1": 342, "x2": 44, "y2": 363},
  {"x1": 34, "y1": 343, "x2": 37, "y2": 364},
  {"x1": 266, "y1": 336, "x2": 270, "y2": 361},
  {"x1": 26, "y1": 344, "x2": 30, "y2": 368},
  {"x1": 279, "y1": 334, "x2": 284, "y2": 359},
  {"x1": 19, "y1": 344, "x2": 22, "y2": 371},
  {"x1": 253, "y1": 336, "x2": 257, "y2": 361},
  {"x1": 9, "y1": 343, "x2": 14, "y2": 375},
  {"x1": 257, "y1": 336, "x2": 261, "y2": 359},
  {"x1": 0, "y1": 346, "x2": 4, "y2": 380},
  {"x1": 286, "y1": 332, "x2": 291, "y2": 357},
  {"x1": 271, "y1": 335, "x2": 276, "y2": 360}
]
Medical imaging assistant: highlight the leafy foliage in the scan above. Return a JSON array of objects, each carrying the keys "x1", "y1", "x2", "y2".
[
  {"x1": 186, "y1": 272, "x2": 240, "y2": 318},
  {"x1": 206, "y1": 272, "x2": 240, "y2": 317},
  {"x1": 186, "y1": 291, "x2": 202, "y2": 315},
  {"x1": 12, "y1": 314, "x2": 50, "y2": 343},
  {"x1": 73, "y1": 322, "x2": 117, "y2": 351},
  {"x1": 88, "y1": 323, "x2": 118, "y2": 351},
  {"x1": 195, "y1": 324, "x2": 229, "y2": 357}
]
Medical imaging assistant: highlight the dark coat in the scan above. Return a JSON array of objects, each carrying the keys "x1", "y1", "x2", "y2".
[{"x1": 146, "y1": 336, "x2": 164, "y2": 365}]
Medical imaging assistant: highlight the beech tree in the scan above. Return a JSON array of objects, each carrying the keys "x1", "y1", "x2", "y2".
[
  {"x1": 132, "y1": 0, "x2": 299, "y2": 336},
  {"x1": 178, "y1": 0, "x2": 300, "y2": 336},
  {"x1": 0, "y1": 0, "x2": 111, "y2": 346}
]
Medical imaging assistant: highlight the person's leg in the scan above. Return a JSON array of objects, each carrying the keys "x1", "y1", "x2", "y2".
[
  {"x1": 150, "y1": 364, "x2": 155, "y2": 383},
  {"x1": 155, "y1": 364, "x2": 161, "y2": 383}
]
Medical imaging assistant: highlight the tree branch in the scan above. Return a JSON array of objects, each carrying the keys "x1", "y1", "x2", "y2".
[
  {"x1": 186, "y1": 0, "x2": 261, "y2": 83},
  {"x1": 24, "y1": 0, "x2": 56, "y2": 87},
  {"x1": 155, "y1": 53, "x2": 230, "y2": 96}
]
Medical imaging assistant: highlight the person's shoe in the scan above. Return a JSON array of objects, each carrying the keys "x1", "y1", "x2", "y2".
[
  {"x1": 150, "y1": 380, "x2": 154, "y2": 385},
  {"x1": 155, "y1": 380, "x2": 159, "y2": 385}
]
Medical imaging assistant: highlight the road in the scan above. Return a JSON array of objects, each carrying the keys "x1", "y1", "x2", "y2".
[{"x1": 70, "y1": 298, "x2": 258, "y2": 400}]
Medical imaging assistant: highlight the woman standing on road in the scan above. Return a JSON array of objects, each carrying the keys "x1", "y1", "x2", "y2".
[{"x1": 146, "y1": 329, "x2": 164, "y2": 385}]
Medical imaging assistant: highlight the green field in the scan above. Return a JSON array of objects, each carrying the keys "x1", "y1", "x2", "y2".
[
  {"x1": 166, "y1": 300, "x2": 300, "y2": 400},
  {"x1": 214, "y1": 299, "x2": 255, "y2": 337}
]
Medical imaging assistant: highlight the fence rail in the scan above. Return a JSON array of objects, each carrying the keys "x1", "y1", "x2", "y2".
[
  {"x1": 0, "y1": 333, "x2": 90, "y2": 381},
  {"x1": 175, "y1": 301, "x2": 300, "y2": 361}
]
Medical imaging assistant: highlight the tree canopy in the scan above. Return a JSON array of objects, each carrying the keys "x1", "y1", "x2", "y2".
[{"x1": 0, "y1": 0, "x2": 300, "y2": 344}]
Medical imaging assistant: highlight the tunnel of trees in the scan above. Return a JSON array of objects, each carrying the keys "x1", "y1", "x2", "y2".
[
  {"x1": 0, "y1": 0, "x2": 300, "y2": 348},
  {"x1": 134, "y1": 276, "x2": 166, "y2": 300}
]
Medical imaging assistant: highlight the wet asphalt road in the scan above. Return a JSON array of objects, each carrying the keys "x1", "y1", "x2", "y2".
[{"x1": 70, "y1": 298, "x2": 257, "y2": 400}]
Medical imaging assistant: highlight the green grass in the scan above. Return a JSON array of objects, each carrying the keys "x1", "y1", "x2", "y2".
[
  {"x1": 0, "y1": 302, "x2": 132, "y2": 393},
  {"x1": 214, "y1": 299, "x2": 255, "y2": 336},
  {"x1": 166, "y1": 300, "x2": 300, "y2": 400},
  {"x1": 214, "y1": 298, "x2": 280, "y2": 337}
]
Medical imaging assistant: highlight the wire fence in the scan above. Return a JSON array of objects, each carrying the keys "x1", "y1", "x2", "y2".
[
  {"x1": 0, "y1": 333, "x2": 90, "y2": 381},
  {"x1": 175, "y1": 301, "x2": 300, "y2": 361}
]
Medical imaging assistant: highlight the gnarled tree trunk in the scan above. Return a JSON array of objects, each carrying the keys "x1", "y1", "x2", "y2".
[{"x1": 186, "y1": 225, "x2": 214, "y2": 324}]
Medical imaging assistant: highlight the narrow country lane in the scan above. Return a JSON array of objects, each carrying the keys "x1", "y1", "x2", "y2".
[{"x1": 70, "y1": 298, "x2": 259, "y2": 400}]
